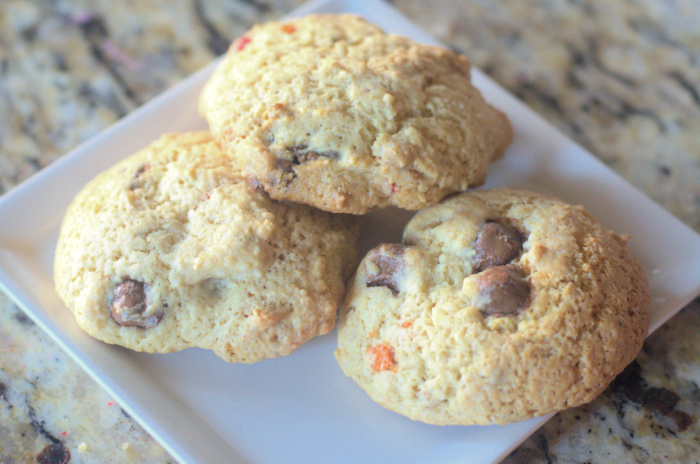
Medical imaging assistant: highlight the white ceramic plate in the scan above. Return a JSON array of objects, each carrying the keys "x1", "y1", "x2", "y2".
[{"x1": 2, "y1": 0, "x2": 700, "y2": 463}]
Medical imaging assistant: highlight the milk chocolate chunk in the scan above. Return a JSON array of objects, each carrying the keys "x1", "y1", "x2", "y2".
[
  {"x1": 475, "y1": 265, "x2": 530, "y2": 317},
  {"x1": 294, "y1": 150, "x2": 320, "y2": 164},
  {"x1": 288, "y1": 144, "x2": 341, "y2": 165},
  {"x1": 278, "y1": 159, "x2": 295, "y2": 174},
  {"x1": 277, "y1": 144, "x2": 340, "y2": 178},
  {"x1": 366, "y1": 243, "x2": 405, "y2": 296},
  {"x1": 474, "y1": 220, "x2": 525, "y2": 272},
  {"x1": 111, "y1": 279, "x2": 163, "y2": 329}
]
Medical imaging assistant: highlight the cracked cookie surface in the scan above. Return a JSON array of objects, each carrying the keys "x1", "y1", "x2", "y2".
[
  {"x1": 199, "y1": 14, "x2": 513, "y2": 214},
  {"x1": 335, "y1": 188, "x2": 651, "y2": 424},
  {"x1": 54, "y1": 132, "x2": 359, "y2": 363}
]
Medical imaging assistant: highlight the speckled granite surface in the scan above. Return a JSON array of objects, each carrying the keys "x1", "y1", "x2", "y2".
[{"x1": 1, "y1": 0, "x2": 699, "y2": 463}]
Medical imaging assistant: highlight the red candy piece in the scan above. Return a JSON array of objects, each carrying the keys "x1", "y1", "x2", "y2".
[{"x1": 231, "y1": 36, "x2": 251, "y2": 52}]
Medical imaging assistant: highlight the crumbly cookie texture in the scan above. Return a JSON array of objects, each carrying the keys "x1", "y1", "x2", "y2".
[
  {"x1": 54, "y1": 132, "x2": 359, "y2": 363},
  {"x1": 199, "y1": 14, "x2": 513, "y2": 214},
  {"x1": 335, "y1": 188, "x2": 651, "y2": 425}
]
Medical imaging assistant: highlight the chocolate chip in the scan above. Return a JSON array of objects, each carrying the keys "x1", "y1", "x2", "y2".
[
  {"x1": 366, "y1": 244, "x2": 405, "y2": 296},
  {"x1": 36, "y1": 443, "x2": 70, "y2": 464},
  {"x1": 111, "y1": 279, "x2": 163, "y2": 329},
  {"x1": 278, "y1": 159, "x2": 295, "y2": 174},
  {"x1": 474, "y1": 220, "x2": 525, "y2": 272},
  {"x1": 474, "y1": 265, "x2": 530, "y2": 317},
  {"x1": 280, "y1": 144, "x2": 341, "y2": 173},
  {"x1": 129, "y1": 164, "x2": 150, "y2": 190},
  {"x1": 0, "y1": 382, "x2": 6, "y2": 399},
  {"x1": 294, "y1": 151, "x2": 320, "y2": 163},
  {"x1": 294, "y1": 149, "x2": 340, "y2": 163}
]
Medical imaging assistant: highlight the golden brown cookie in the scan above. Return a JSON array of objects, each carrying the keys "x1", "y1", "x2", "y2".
[
  {"x1": 199, "y1": 14, "x2": 512, "y2": 214},
  {"x1": 54, "y1": 132, "x2": 359, "y2": 363},
  {"x1": 335, "y1": 188, "x2": 651, "y2": 424}
]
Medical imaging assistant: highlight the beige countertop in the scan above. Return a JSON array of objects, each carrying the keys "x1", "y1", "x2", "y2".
[{"x1": 1, "y1": 0, "x2": 699, "y2": 462}]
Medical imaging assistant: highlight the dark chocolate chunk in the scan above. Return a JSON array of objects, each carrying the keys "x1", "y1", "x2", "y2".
[
  {"x1": 111, "y1": 279, "x2": 163, "y2": 329},
  {"x1": 474, "y1": 265, "x2": 530, "y2": 317},
  {"x1": 474, "y1": 220, "x2": 525, "y2": 272},
  {"x1": 366, "y1": 244, "x2": 406, "y2": 296},
  {"x1": 36, "y1": 443, "x2": 70, "y2": 464}
]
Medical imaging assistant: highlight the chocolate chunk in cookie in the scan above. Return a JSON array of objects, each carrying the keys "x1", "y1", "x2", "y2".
[
  {"x1": 278, "y1": 159, "x2": 295, "y2": 175},
  {"x1": 366, "y1": 244, "x2": 405, "y2": 295},
  {"x1": 474, "y1": 220, "x2": 525, "y2": 272},
  {"x1": 129, "y1": 164, "x2": 150, "y2": 190},
  {"x1": 285, "y1": 145, "x2": 342, "y2": 167},
  {"x1": 111, "y1": 279, "x2": 163, "y2": 329},
  {"x1": 473, "y1": 265, "x2": 530, "y2": 317}
]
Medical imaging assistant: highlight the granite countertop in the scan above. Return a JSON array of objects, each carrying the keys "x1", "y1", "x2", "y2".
[{"x1": 1, "y1": 0, "x2": 699, "y2": 463}]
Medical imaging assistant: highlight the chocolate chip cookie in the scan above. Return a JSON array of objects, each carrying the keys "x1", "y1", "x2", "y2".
[
  {"x1": 54, "y1": 132, "x2": 359, "y2": 363},
  {"x1": 199, "y1": 14, "x2": 513, "y2": 214},
  {"x1": 335, "y1": 188, "x2": 651, "y2": 424}
]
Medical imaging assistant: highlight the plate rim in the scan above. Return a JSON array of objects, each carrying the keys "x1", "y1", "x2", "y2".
[{"x1": 1, "y1": 0, "x2": 700, "y2": 463}]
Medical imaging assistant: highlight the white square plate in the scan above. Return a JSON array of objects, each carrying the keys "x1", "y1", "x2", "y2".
[{"x1": 2, "y1": 0, "x2": 700, "y2": 463}]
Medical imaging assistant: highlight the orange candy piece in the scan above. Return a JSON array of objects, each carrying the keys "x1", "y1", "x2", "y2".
[{"x1": 366, "y1": 342, "x2": 396, "y2": 372}]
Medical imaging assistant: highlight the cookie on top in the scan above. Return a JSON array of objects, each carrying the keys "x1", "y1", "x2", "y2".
[
  {"x1": 199, "y1": 14, "x2": 513, "y2": 214},
  {"x1": 335, "y1": 188, "x2": 651, "y2": 424},
  {"x1": 54, "y1": 132, "x2": 359, "y2": 363}
]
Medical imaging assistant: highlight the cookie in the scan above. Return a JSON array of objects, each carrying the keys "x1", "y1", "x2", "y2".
[
  {"x1": 199, "y1": 14, "x2": 513, "y2": 214},
  {"x1": 54, "y1": 132, "x2": 359, "y2": 363},
  {"x1": 335, "y1": 188, "x2": 651, "y2": 425}
]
